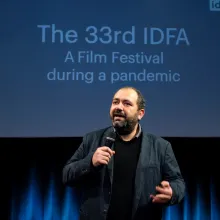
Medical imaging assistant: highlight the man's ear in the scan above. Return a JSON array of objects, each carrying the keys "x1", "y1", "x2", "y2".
[{"x1": 138, "y1": 109, "x2": 145, "y2": 120}]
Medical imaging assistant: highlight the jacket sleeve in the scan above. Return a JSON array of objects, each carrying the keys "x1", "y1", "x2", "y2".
[
  {"x1": 162, "y1": 142, "x2": 185, "y2": 205},
  {"x1": 62, "y1": 135, "x2": 99, "y2": 187}
]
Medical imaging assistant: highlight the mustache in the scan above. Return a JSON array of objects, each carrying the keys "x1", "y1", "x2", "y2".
[{"x1": 113, "y1": 110, "x2": 126, "y2": 118}]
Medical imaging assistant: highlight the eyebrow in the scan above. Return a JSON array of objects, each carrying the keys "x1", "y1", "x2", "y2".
[{"x1": 113, "y1": 98, "x2": 132, "y2": 103}]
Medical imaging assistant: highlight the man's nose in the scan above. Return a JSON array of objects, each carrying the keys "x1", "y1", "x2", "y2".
[{"x1": 115, "y1": 102, "x2": 123, "y2": 110}]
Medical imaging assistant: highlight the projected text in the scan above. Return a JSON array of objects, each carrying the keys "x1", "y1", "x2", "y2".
[
  {"x1": 36, "y1": 24, "x2": 190, "y2": 84},
  {"x1": 37, "y1": 24, "x2": 190, "y2": 45}
]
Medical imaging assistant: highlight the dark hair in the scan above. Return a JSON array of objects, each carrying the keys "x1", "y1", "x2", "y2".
[{"x1": 117, "y1": 86, "x2": 146, "y2": 110}]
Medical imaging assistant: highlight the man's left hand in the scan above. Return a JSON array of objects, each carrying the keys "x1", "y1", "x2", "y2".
[{"x1": 150, "y1": 181, "x2": 173, "y2": 204}]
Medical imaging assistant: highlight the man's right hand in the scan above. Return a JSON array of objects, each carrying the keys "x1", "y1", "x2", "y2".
[{"x1": 92, "y1": 146, "x2": 115, "y2": 167}]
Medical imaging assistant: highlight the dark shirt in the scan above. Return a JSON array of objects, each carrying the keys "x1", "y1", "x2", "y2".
[{"x1": 107, "y1": 133, "x2": 142, "y2": 220}]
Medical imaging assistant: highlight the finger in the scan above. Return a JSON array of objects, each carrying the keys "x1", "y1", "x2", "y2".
[
  {"x1": 152, "y1": 197, "x2": 167, "y2": 203},
  {"x1": 102, "y1": 155, "x2": 110, "y2": 161},
  {"x1": 150, "y1": 194, "x2": 171, "y2": 203},
  {"x1": 152, "y1": 194, "x2": 171, "y2": 203},
  {"x1": 99, "y1": 146, "x2": 110, "y2": 151},
  {"x1": 106, "y1": 148, "x2": 115, "y2": 156},
  {"x1": 97, "y1": 157, "x2": 110, "y2": 165},
  {"x1": 99, "y1": 151, "x2": 111, "y2": 159},
  {"x1": 160, "y1": 181, "x2": 169, "y2": 188},
  {"x1": 102, "y1": 147, "x2": 115, "y2": 156},
  {"x1": 99, "y1": 159, "x2": 108, "y2": 165},
  {"x1": 156, "y1": 186, "x2": 171, "y2": 195},
  {"x1": 100, "y1": 146, "x2": 114, "y2": 154},
  {"x1": 100, "y1": 155, "x2": 110, "y2": 163},
  {"x1": 97, "y1": 148, "x2": 111, "y2": 157},
  {"x1": 154, "y1": 194, "x2": 171, "y2": 200}
]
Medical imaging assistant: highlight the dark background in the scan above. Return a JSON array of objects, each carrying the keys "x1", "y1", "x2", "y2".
[{"x1": 2, "y1": 137, "x2": 220, "y2": 220}]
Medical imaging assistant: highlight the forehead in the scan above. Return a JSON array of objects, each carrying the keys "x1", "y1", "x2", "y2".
[{"x1": 113, "y1": 89, "x2": 138, "y2": 102}]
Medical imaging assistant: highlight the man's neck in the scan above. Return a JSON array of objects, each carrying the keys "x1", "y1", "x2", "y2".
[{"x1": 120, "y1": 124, "x2": 139, "y2": 141}]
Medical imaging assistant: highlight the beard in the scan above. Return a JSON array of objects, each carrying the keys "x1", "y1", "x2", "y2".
[{"x1": 111, "y1": 109, "x2": 139, "y2": 135}]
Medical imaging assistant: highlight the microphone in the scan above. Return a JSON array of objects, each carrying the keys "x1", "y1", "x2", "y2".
[
  {"x1": 104, "y1": 131, "x2": 116, "y2": 149},
  {"x1": 92, "y1": 130, "x2": 116, "y2": 170}
]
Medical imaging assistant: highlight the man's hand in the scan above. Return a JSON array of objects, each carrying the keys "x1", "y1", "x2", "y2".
[
  {"x1": 150, "y1": 181, "x2": 173, "y2": 204},
  {"x1": 92, "y1": 146, "x2": 115, "y2": 167}
]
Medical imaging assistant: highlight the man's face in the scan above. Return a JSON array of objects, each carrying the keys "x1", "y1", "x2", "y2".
[{"x1": 109, "y1": 88, "x2": 144, "y2": 135}]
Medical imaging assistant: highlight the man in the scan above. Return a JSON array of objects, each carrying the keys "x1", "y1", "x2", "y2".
[{"x1": 62, "y1": 86, "x2": 185, "y2": 220}]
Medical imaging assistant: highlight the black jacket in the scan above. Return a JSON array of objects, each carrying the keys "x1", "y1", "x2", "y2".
[{"x1": 62, "y1": 126, "x2": 185, "y2": 220}]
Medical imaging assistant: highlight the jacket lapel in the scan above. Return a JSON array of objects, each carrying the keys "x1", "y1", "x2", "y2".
[
  {"x1": 132, "y1": 133, "x2": 151, "y2": 218},
  {"x1": 107, "y1": 147, "x2": 114, "y2": 185}
]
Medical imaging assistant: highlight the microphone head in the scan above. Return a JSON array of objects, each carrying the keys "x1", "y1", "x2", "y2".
[{"x1": 104, "y1": 131, "x2": 116, "y2": 149}]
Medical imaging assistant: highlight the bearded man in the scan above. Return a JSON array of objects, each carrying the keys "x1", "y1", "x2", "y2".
[{"x1": 62, "y1": 86, "x2": 185, "y2": 220}]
